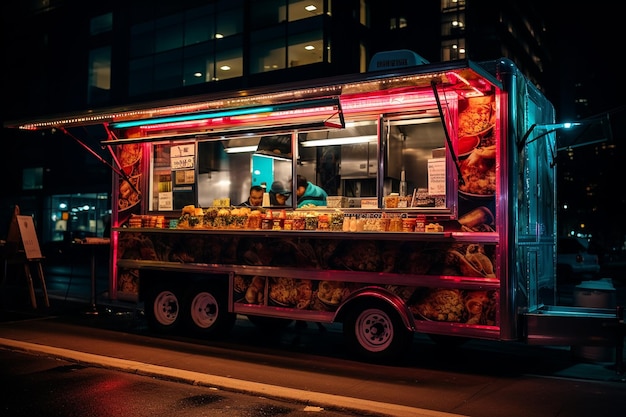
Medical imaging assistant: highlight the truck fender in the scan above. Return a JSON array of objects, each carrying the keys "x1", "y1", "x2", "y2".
[{"x1": 334, "y1": 286, "x2": 416, "y2": 333}]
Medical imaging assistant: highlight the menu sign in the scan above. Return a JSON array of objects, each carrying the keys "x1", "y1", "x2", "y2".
[
  {"x1": 170, "y1": 143, "x2": 195, "y2": 171},
  {"x1": 17, "y1": 215, "x2": 43, "y2": 259}
]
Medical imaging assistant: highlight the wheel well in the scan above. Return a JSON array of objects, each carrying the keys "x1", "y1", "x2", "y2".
[{"x1": 334, "y1": 287, "x2": 415, "y2": 332}]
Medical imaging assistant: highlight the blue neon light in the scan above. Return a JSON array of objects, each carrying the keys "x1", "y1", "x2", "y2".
[{"x1": 110, "y1": 106, "x2": 275, "y2": 129}]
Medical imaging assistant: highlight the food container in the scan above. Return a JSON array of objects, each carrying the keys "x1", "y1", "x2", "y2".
[
  {"x1": 329, "y1": 213, "x2": 343, "y2": 231},
  {"x1": 384, "y1": 194, "x2": 399, "y2": 209},
  {"x1": 415, "y1": 215, "x2": 426, "y2": 232},
  {"x1": 247, "y1": 214, "x2": 262, "y2": 229},
  {"x1": 402, "y1": 218, "x2": 416, "y2": 232},
  {"x1": 361, "y1": 198, "x2": 378, "y2": 208},
  {"x1": 272, "y1": 218, "x2": 284, "y2": 230},
  {"x1": 305, "y1": 215, "x2": 318, "y2": 230},
  {"x1": 326, "y1": 196, "x2": 347, "y2": 208},
  {"x1": 389, "y1": 216, "x2": 402, "y2": 232},
  {"x1": 292, "y1": 216, "x2": 305, "y2": 230},
  {"x1": 261, "y1": 214, "x2": 273, "y2": 230},
  {"x1": 317, "y1": 214, "x2": 329, "y2": 230}
]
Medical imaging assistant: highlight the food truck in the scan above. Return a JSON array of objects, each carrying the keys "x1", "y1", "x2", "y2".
[{"x1": 9, "y1": 54, "x2": 623, "y2": 362}]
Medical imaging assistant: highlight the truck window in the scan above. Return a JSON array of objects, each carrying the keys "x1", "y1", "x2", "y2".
[{"x1": 383, "y1": 116, "x2": 447, "y2": 207}]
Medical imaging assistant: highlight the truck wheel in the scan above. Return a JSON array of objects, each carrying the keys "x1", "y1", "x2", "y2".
[
  {"x1": 185, "y1": 285, "x2": 236, "y2": 338},
  {"x1": 343, "y1": 301, "x2": 412, "y2": 363},
  {"x1": 145, "y1": 284, "x2": 183, "y2": 334}
]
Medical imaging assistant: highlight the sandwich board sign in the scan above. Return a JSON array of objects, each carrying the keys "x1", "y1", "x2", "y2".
[
  {"x1": 7, "y1": 207, "x2": 43, "y2": 260},
  {"x1": 16, "y1": 215, "x2": 43, "y2": 259}
]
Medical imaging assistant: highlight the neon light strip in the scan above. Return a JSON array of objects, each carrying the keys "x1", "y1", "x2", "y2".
[
  {"x1": 111, "y1": 106, "x2": 274, "y2": 129},
  {"x1": 134, "y1": 91, "x2": 447, "y2": 134}
]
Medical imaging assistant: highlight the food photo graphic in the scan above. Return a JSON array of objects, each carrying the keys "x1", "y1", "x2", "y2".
[{"x1": 116, "y1": 230, "x2": 498, "y2": 324}]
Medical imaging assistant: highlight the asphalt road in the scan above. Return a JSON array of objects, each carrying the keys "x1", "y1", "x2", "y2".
[{"x1": 1, "y1": 303, "x2": 625, "y2": 417}]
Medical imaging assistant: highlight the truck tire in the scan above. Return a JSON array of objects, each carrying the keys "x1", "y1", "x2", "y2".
[
  {"x1": 184, "y1": 284, "x2": 236, "y2": 338},
  {"x1": 145, "y1": 283, "x2": 183, "y2": 334},
  {"x1": 343, "y1": 301, "x2": 413, "y2": 363}
]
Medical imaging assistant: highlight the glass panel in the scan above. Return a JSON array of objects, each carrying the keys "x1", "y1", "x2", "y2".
[
  {"x1": 154, "y1": 49, "x2": 183, "y2": 91},
  {"x1": 288, "y1": 0, "x2": 324, "y2": 22},
  {"x1": 22, "y1": 167, "x2": 43, "y2": 190},
  {"x1": 130, "y1": 21, "x2": 154, "y2": 58},
  {"x1": 287, "y1": 30, "x2": 323, "y2": 67},
  {"x1": 384, "y1": 116, "x2": 447, "y2": 206},
  {"x1": 128, "y1": 56, "x2": 153, "y2": 96},
  {"x1": 215, "y1": 36, "x2": 243, "y2": 80},
  {"x1": 185, "y1": 12, "x2": 214, "y2": 45},
  {"x1": 249, "y1": 27, "x2": 286, "y2": 74},
  {"x1": 183, "y1": 42, "x2": 213, "y2": 85},
  {"x1": 47, "y1": 193, "x2": 110, "y2": 242},
  {"x1": 216, "y1": 5, "x2": 244, "y2": 38},
  {"x1": 88, "y1": 46, "x2": 111, "y2": 105},
  {"x1": 90, "y1": 13, "x2": 112, "y2": 36},
  {"x1": 441, "y1": 38, "x2": 466, "y2": 61},
  {"x1": 250, "y1": 0, "x2": 287, "y2": 30},
  {"x1": 154, "y1": 13, "x2": 184, "y2": 53},
  {"x1": 298, "y1": 121, "x2": 378, "y2": 203}
]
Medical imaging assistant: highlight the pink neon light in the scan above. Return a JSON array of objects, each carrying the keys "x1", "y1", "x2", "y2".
[{"x1": 136, "y1": 88, "x2": 462, "y2": 134}]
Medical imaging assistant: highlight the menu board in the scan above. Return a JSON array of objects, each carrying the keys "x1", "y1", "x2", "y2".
[{"x1": 16, "y1": 215, "x2": 43, "y2": 259}]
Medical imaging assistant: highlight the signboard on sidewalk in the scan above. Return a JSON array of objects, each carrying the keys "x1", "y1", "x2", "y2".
[{"x1": 15, "y1": 215, "x2": 43, "y2": 259}]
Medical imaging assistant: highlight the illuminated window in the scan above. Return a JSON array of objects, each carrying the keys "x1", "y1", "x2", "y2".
[
  {"x1": 88, "y1": 46, "x2": 111, "y2": 105},
  {"x1": 128, "y1": 1, "x2": 244, "y2": 96},
  {"x1": 250, "y1": 29, "x2": 288, "y2": 74},
  {"x1": 441, "y1": 38, "x2": 466, "y2": 61},
  {"x1": 288, "y1": 0, "x2": 324, "y2": 22},
  {"x1": 287, "y1": 30, "x2": 323, "y2": 67}
]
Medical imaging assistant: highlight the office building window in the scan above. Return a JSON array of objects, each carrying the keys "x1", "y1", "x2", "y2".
[
  {"x1": 154, "y1": 13, "x2": 184, "y2": 53},
  {"x1": 441, "y1": 13, "x2": 465, "y2": 36},
  {"x1": 215, "y1": 36, "x2": 244, "y2": 80},
  {"x1": 287, "y1": 29, "x2": 323, "y2": 67},
  {"x1": 441, "y1": 38, "x2": 465, "y2": 61},
  {"x1": 129, "y1": 56, "x2": 154, "y2": 96},
  {"x1": 250, "y1": 27, "x2": 288, "y2": 73},
  {"x1": 250, "y1": 1, "x2": 326, "y2": 74},
  {"x1": 88, "y1": 46, "x2": 111, "y2": 105},
  {"x1": 128, "y1": 1, "x2": 244, "y2": 96},
  {"x1": 183, "y1": 43, "x2": 213, "y2": 86},
  {"x1": 289, "y1": 0, "x2": 325, "y2": 22},
  {"x1": 90, "y1": 12, "x2": 112, "y2": 36},
  {"x1": 441, "y1": 0, "x2": 465, "y2": 11},
  {"x1": 154, "y1": 49, "x2": 183, "y2": 91},
  {"x1": 23, "y1": 167, "x2": 43, "y2": 190}
]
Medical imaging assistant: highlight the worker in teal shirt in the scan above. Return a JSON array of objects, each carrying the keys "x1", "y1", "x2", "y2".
[{"x1": 296, "y1": 175, "x2": 328, "y2": 208}]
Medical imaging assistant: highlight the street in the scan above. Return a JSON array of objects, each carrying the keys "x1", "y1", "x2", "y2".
[{"x1": 1, "y1": 301, "x2": 625, "y2": 417}]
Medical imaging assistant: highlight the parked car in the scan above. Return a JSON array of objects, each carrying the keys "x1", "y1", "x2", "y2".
[{"x1": 557, "y1": 237, "x2": 601, "y2": 283}]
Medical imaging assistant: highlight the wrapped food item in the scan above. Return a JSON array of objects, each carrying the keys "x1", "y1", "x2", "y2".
[{"x1": 414, "y1": 289, "x2": 465, "y2": 322}]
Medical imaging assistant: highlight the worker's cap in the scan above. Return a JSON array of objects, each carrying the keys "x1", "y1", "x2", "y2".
[{"x1": 270, "y1": 181, "x2": 291, "y2": 195}]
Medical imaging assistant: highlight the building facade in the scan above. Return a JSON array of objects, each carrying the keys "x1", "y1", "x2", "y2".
[{"x1": 2, "y1": 0, "x2": 554, "y2": 243}]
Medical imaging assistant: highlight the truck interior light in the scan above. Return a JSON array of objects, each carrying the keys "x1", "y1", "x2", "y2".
[
  {"x1": 224, "y1": 145, "x2": 258, "y2": 153},
  {"x1": 300, "y1": 135, "x2": 377, "y2": 147}
]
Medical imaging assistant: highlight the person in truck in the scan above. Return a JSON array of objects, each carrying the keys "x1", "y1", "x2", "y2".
[
  {"x1": 239, "y1": 185, "x2": 264, "y2": 207},
  {"x1": 296, "y1": 175, "x2": 328, "y2": 208},
  {"x1": 269, "y1": 181, "x2": 291, "y2": 206}
]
